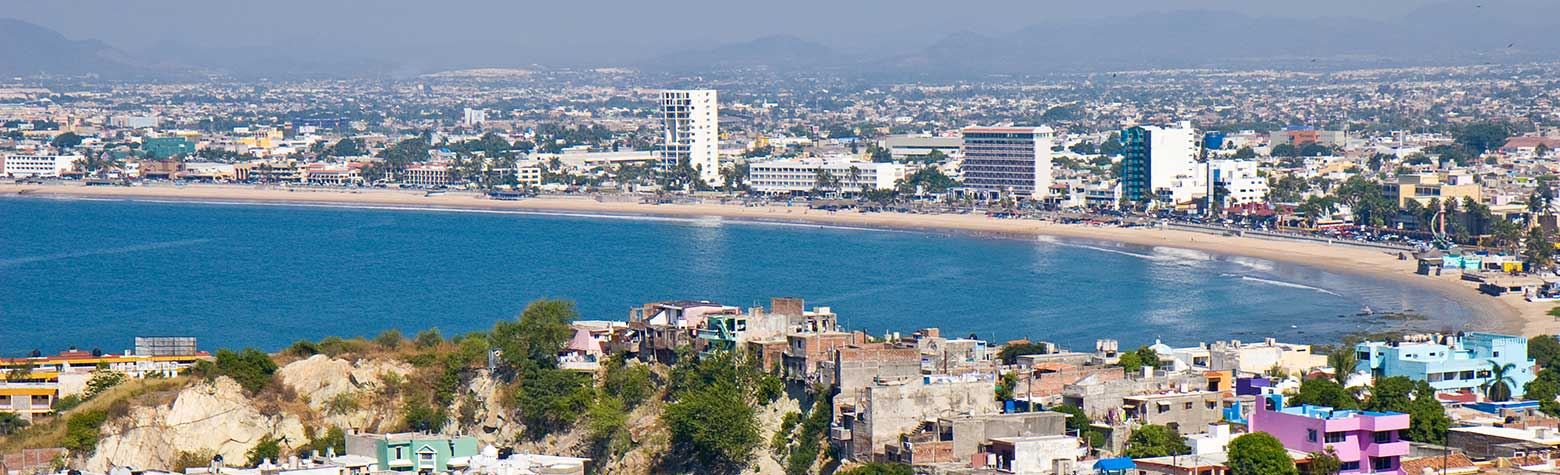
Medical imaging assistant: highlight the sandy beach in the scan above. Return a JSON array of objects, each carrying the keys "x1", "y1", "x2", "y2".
[{"x1": 5, "y1": 182, "x2": 1551, "y2": 337}]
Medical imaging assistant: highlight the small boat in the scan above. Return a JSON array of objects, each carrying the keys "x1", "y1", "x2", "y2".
[{"x1": 1359, "y1": 305, "x2": 1374, "y2": 316}]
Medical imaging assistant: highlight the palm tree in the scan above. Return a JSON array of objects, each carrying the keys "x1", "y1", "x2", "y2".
[
  {"x1": 812, "y1": 169, "x2": 838, "y2": 198},
  {"x1": 1525, "y1": 227, "x2": 1556, "y2": 272},
  {"x1": 1328, "y1": 347, "x2": 1357, "y2": 386},
  {"x1": 1527, "y1": 192, "x2": 1547, "y2": 225},
  {"x1": 1485, "y1": 360, "x2": 1518, "y2": 402},
  {"x1": 1489, "y1": 220, "x2": 1523, "y2": 253}
]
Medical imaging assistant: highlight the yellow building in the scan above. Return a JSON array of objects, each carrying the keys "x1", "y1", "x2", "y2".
[
  {"x1": 0, "y1": 385, "x2": 55, "y2": 420},
  {"x1": 1382, "y1": 172, "x2": 1481, "y2": 207}
]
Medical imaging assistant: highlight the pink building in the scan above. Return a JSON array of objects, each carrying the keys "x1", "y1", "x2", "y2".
[{"x1": 1249, "y1": 395, "x2": 1410, "y2": 474}]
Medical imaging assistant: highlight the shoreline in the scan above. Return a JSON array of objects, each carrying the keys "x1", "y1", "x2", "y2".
[{"x1": 5, "y1": 182, "x2": 1551, "y2": 338}]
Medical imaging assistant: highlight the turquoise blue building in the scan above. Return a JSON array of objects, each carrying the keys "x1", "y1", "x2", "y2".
[
  {"x1": 1355, "y1": 333, "x2": 1535, "y2": 397},
  {"x1": 344, "y1": 432, "x2": 479, "y2": 473},
  {"x1": 143, "y1": 137, "x2": 195, "y2": 159}
]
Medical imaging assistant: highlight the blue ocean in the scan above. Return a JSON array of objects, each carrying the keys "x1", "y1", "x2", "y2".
[{"x1": 0, "y1": 196, "x2": 1485, "y2": 355}]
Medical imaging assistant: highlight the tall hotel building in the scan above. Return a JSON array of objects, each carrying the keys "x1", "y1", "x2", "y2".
[
  {"x1": 958, "y1": 126, "x2": 1054, "y2": 200},
  {"x1": 658, "y1": 90, "x2": 720, "y2": 185},
  {"x1": 1120, "y1": 121, "x2": 1199, "y2": 204}
]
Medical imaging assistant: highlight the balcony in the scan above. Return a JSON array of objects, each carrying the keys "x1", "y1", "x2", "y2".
[{"x1": 1362, "y1": 440, "x2": 1409, "y2": 458}]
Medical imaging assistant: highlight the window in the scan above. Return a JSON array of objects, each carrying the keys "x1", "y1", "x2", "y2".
[
  {"x1": 1374, "y1": 431, "x2": 1394, "y2": 443},
  {"x1": 1461, "y1": 370, "x2": 1475, "y2": 380},
  {"x1": 1340, "y1": 462, "x2": 1360, "y2": 471},
  {"x1": 1325, "y1": 432, "x2": 1346, "y2": 443},
  {"x1": 394, "y1": 447, "x2": 404, "y2": 460},
  {"x1": 1184, "y1": 402, "x2": 1194, "y2": 410},
  {"x1": 1307, "y1": 429, "x2": 1318, "y2": 442},
  {"x1": 1372, "y1": 457, "x2": 1393, "y2": 471}
]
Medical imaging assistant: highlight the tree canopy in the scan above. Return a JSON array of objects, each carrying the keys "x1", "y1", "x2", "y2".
[
  {"x1": 1122, "y1": 424, "x2": 1190, "y2": 458},
  {"x1": 1289, "y1": 378, "x2": 1358, "y2": 410},
  {"x1": 1227, "y1": 432, "x2": 1297, "y2": 475},
  {"x1": 1364, "y1": 376, "x2": 1450, "y2": 444}
]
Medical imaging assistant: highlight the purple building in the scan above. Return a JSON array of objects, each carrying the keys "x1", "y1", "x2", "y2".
[{"x1": 1250, "y1": 394, "x2": 1409, "y2": 474}]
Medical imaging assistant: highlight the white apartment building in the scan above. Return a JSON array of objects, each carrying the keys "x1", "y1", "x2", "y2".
[
  {"x1": 1122, "y1": 121, "x2": 1200, "y2": 206},
  {"x1": 401, "y1": 163, "x2": 451, "y2": 187},
  {"x1": 2, "y1": 154, "x2": 78, "y2": 177},
  {"x1": 658, "y1": 90, "x2": 720, "y2": 185},
  {"x1": 462, "y1": 108, "x2": 487, "y2": 126},
  {"x1": 748, "y1": 157, "x2": 907, "y2": 195},
  {"x1": 1204, "y1": 159, "x2": 1269, "y2": 209},
  {"x1": 516, "y1": 163, "x2": 543, "y2": 187},
  {"x1": 109, "y1": 115, "x2": 159, "y2": 129},
  {"x1": 959, "y1": 125, "x2": 1054, "y2": 200}
]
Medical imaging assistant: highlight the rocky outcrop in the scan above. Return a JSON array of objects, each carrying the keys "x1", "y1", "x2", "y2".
[
  {"x1": 275, "y1": 355, "x2": 411, "y2": 429},
  {"x1": 86, "y1": 377, "x2": 308, "y2": 472}
]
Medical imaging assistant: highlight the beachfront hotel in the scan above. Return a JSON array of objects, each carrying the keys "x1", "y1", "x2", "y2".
[
  {"x1": 957, "y1": 125, "x2": 1054, "y2": 201},
  {"x1": 1, "y1": 153, "x2": 78, "y2": 178},
  {"x1": 747, "y1": 156, "x2": 908, "y2": 195},
  {"x1": 657, "y1": 89, "x2": 720, "y2": 185},
  {"x1": 1120, "y1": 121, "x2": 1199, "y2": 205}
]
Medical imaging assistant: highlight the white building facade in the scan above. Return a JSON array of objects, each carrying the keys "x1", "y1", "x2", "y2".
[
  {"x1": 2, "y1": 154, "x2": 78, "y2": 177},
  {"x1": 659, "y1": 90, "x2": 720, "y2": 185},
  {"x1": 1204, "y1": 159, "x2": 1268, "y2": 209},
  {"x1": 748, "y1": 157, "x2": 907, "y2": 195},
  {"x1": 462, "y1": 108, "x2": 487, "y2": 126},
  {"x1": 958, "y1": 126, "x2": 1054, "y2": 200}
]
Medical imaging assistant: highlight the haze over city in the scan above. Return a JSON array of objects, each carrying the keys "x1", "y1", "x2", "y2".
[{"x1": 6, "y1": 0, "x2": 1560, "y2": 76}]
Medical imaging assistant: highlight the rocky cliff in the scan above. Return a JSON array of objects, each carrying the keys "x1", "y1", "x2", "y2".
[{"x1": 86, "y1": 377, "x2": 307, "y2": 472}]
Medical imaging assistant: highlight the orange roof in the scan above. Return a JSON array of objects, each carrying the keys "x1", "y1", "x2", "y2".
[
  {"x1": 1031, "y1": 362, "x2": 1077, "y2": 371},
  {"x1": 1399, "y1": 453, "x2": 1476, "y2": 474}
]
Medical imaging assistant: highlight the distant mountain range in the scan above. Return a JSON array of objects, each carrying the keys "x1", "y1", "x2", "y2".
[
  {"x1": 6, "y1": 0, "x2": 1560, "y2": 80},
  {"x1": 0, "y1": 18, "x2": 147, "y2": 78},
  {"x1": 643, "y1": 1, "x2": 1560, "y2": 76}
]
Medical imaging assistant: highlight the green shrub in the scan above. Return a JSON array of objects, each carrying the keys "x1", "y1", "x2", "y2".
[
  {"x1": 0, "y1": 412, "x2": 28, "y2": 436},
  {"x1": 515, "y1": 367, "x2": 594, "y2": 437},
  {"x1": 374, "y1": 329, "x2": 404, "y2": 350},
  {"x1": 85, "y1": 370, "x2": 127, "y2": 399},
  {"x1": 172, "y1": 450, "x2": 217, "y2": 472},
  {"x1": 837, "y1": 462, "x2": 913, "y2": 475},
  {"x1": 586, "y1": 395, "x2": 630, "y2": 457},
  {"x1": 664, "y1": 380, "x2": 759, "y2": 473},
  {"x1": 603, "y1": 358, "x2": 654, "y2": 408},
  {"x1": 62, "y1": 409, "x2": 108, "y2": 455},
  {"x1": 402, "y1": 402, "x2": 447, "y2": 433},
  {"x1": 245, "y1": 435, "x2": 282, "y2": 467},
  {"x1": 324, "y1": 392, "x2": 360, "y2": 416},
  {"x1": 316, "y1": 336, "x2": 369, "y2": 357},
  {"x1": 52, "y1": 394, "x2": 85, "y2": 412},
  {"x1": 214, "y1": 348, "x2": 279, "y2": 394},
  {"x1": 415, "y1": 328, "x2": 444, "y2": 349},
  {"x1": 284, "y1": 340, "x2": 320, "y2": 358},
  {"x1": 296, "y1": 427, "x2": 346, "y2": 457}
]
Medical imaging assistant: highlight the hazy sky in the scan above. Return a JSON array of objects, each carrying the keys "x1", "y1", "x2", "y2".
[{"x1": 0, "y1": 0, "x2": 1519, "y2": 69}]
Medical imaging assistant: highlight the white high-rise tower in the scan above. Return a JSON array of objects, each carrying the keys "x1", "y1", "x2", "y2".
[{"x1": 658, "y1": 90, "x2": 720, "y2": 185}]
